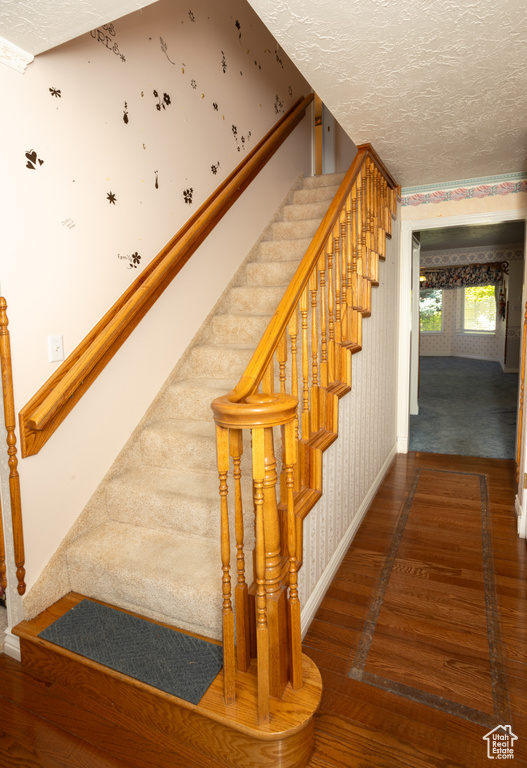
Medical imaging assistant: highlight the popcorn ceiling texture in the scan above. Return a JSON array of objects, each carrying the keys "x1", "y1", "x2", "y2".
[
  {"x1": 246, "y1": 0, "x2": 527, "y2": 187},
  {"x1": 0, "y1": 0, "x2": 159, "y2": 55}
]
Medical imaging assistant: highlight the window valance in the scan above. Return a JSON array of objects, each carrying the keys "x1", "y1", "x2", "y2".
[{"x1": 419, "y1": 261, "x2": 508, "y2": 290}]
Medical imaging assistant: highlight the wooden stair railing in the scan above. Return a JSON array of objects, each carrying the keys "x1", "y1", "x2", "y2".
[
  {"x1": 212, "y1": 144, "x2": 398, "y2": 723},
  {"x1": 0, "y1": 298, "x2": 26, "y2": 594},
  {"x1": 18, "y1": 94, "x2": 314, "y2": 458}
]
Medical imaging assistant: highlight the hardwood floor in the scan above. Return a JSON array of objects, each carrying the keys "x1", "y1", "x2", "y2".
[{"x1": 1, "y1": 451, "x2": 526, "y2": 767}]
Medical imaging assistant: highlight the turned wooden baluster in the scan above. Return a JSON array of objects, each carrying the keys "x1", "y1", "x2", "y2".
[
  {"x1": 318, "y1": 253, "x2": 328, "y2": 389},
  {"x1": 288, "y1": 310, "x2": 301, "y2": 493},
  {"x1": 366, "y1": 162, "x2": 374, "y2": 283},
  {"x1": 277, "y1": 331, "x2": 287, "y2": 395},
  {"x1": 333, "y1": 222, "x2": 342, "y2": 347},
  {"x1": 369, "y1": 161, "x2": 379, "y2": 284},
  {"x1": 300, "y1": 286, "x2": 310, "y2": 439},
  {"x1": 517, "y1": 302, "x2": 527, "y2": 482},
  {"x1": 252, "y1": 427, "x2": 270, "y2": 723},
  {"x1": 282, "y1": 418, "x2": 302, "y2": 689},
  {"x1": 0, "y1": 298, "x2": 26, "y2": 595},
  {"x1": 229, "y1": 428, "x2": 250, "y2": 672},
  {"x1": 262, "y1": 426, "x2": 289, "y2": 698},
  {"x1": 309, "y1": 267, "x2": 319, "y2": 433},
  {"x1": 339, "y1": 208, "x2": 349, "y2": 342},
  {"x1": 262, "y1": 358, "x2": 274, "y2": 395},
  {"x1": 326, "y1": 238, "x2": 336, "y2": 386},
  {"x1": 361, "y1": 165, "x2": 372, "y2": 313},
  {"x1": 356, "y1": 169, "x2": 365, "y2": 313},
  {"x1": 376, "y1": 167, "x2": 386, "y2": 261},
  {"x1": 216, "y1": 424, "x2": 236, "y2": 703},
  {"x1": 0, "y1": 497, "x2": 6, "y2": 591}
]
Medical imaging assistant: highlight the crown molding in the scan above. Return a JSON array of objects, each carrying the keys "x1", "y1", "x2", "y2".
[{"x1": 0, "y1": 36, "x2": 34, "y2": 73}]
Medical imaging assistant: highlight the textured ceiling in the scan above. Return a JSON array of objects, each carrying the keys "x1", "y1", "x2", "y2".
[
  {"x1": 2, "y1": 0, "x2": 527, "y2": 187},
  {"x1": 419, "y1": 222, "x2": 526, "y2": 252},
  {"x1": 0, "y1": 0, "x2": 158, "y2": 55},
  {"x1": 246, "y1": 0, "x2": 527, "y2": 187}
]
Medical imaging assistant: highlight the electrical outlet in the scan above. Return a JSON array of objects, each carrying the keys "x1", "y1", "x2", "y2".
[{"x1": 48, "y1": 334, "x2": 64, "y2": 362}]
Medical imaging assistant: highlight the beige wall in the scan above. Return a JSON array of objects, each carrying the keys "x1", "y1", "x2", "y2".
[{"x1": 0, "y1": 0, "x2": 313, "y2": 594}]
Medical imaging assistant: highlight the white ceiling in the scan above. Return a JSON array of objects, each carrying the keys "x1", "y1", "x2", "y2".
[
  {"x1": 0, "y1": 0, "x2": 158, "y2": 56},
  {"x1": 2, "y1": 0, "x2": 527, "y2": 188}
]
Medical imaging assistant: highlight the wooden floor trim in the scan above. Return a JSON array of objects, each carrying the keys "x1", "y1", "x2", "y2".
[{"x1": 347, "y1": 466, "x2": 511, "y2": 728}]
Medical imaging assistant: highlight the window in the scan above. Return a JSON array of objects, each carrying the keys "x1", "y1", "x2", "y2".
[
  {"x1": 462, "y1": 285, "x2": 496, "y2": 333},
  {"x1": 419, "y1": 289, "x2": 443, "y2": 332}
]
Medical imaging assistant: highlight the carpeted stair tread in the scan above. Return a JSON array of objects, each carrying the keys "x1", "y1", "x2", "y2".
[
  {"x1": 154, "y1": 379, "x2": 238, "y2": 422},
  {"x1": 67, "y1": 521, "x2": 222, "y2": 637},
  {"x1": 39, "y1": 599, "x2": 223, "y2": 705},
  {"x1": 292, "y1": 184, "x2": 341, "y2": 204},
  {"x1": 302, "y1": 172, "x2": 345, "y2": 188},
  {"x1": 105, "y1": 467, "x2": 226, "y2": 538},
  {"x1": 271, "y1": 217, "x2": 321, "y2": 241},
  {"x1": 140, "y1": 419, "x2": 217, "y2": 470},
  {"x1": 178, "y1": 344, "x2": 254, "y2": 380},
  {"x1": 245, "y1": 260, "x2": 300, "y2": 287},
  {"x1": 211, "y1": 314, "x2": 273, "y2": 346},
  {"x1": 282, "y1": 199, "x2": 333, "y2": 221},
  {"x1": 224, "y1": 285, "x2": 287, "y2": 314},
  {"x1": 257, "y1": 238, "x2": 312, "y2": 262}
]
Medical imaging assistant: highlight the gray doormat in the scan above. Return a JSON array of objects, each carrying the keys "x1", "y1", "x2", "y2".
[{"x1": 38, "y1": 599, "x2": 223, "y2": 705}]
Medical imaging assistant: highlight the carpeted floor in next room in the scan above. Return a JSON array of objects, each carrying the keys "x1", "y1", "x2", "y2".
[{"x1": 410, "y1": 356, "x2": 519, "y2": 459}]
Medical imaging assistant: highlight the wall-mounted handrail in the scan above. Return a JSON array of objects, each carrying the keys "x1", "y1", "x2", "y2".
[
  {"x1": 19, "y1": 94, "x2": 315, "y2": 458},
  {"x1": 211, "y1": 144, "x2": 398, "y2": 722},
  {"x1": 0, "y1": 298, "x2": 26, "y2": 594}
]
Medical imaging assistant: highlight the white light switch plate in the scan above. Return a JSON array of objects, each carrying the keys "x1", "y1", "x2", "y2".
[{"x1": 48, "y1": 334, "x2": 64, "y2": 362}]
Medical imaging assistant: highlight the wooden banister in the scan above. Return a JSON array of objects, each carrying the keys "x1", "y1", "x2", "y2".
[
  {"x1": 0, "y1": 298, "x2": 26, "y2": 595},
  {"x1": 211, "y1": 144, "x2": 398, "y2": 722},
  {"x1": 19, "y1": 94, "x2": 315, "y2": 458}
]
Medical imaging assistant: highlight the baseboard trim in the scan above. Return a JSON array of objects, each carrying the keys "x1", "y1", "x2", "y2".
[
  {"x1": 397, "y1": 436, "x2": 409, "y2": 453},
  {"x1": 4, "y1": 628, "x2": 21, "y2": 660},
  {"x1": 301, "y1": 444, "x2": 397, "y2": 637}
]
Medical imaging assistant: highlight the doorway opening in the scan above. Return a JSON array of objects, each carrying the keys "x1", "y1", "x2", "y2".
[{"x1": 409, "y1": 220, "x2": 525, "y2": 460}]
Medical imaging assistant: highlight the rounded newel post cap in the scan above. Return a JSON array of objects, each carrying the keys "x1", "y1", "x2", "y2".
[{"x1": 211, "y1": 391, "x2": 298, "y2": 429}]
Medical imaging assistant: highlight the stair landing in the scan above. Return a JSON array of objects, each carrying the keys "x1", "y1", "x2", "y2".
[{"x1": 13, "y1": 592, "x2": 322, "y2": 768}]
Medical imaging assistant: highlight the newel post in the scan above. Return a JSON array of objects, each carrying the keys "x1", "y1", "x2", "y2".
[{"x1": 212, "y1": 390, "x2": 299, "y2": 724}]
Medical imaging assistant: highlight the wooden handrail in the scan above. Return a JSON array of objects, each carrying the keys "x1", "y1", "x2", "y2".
[
  {"x1": 211, "y1": 145, "x2": 398, "y2": 721},
  {"x1": 19, "y1": 94, "x2": 315, "y2": 458},
  {"x1": 0, "y1": 298, "x2": 26, "y2": 594},
  {"x1": 224, "y1": 144, "x2": 394, "y2": 405}
]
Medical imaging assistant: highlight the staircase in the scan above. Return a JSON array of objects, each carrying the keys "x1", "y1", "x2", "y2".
[{"x1": 49, "y1": 172, "x2": 345, "y2": 640}]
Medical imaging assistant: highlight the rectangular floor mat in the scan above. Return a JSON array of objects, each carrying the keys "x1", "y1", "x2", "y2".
[{"x1": 39, "y1": 599, "x2": 223, "y2": 705}]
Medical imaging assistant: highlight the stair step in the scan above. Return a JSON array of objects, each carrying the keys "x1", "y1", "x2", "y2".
[
  {"x1": 271, "y1": 218, "x2": 321, "y2": 241},
  {"x1": 302, "y1": 172, "x2": 346, "y2": 188},
  {"x1": 155, "y1": 378, "x2": 236, "y2": 422},
  {"x1": 67, "y1": 522, "x2": 222, "y2": 637},
  {"x1": 179, "y1": 344, "x2": 254, "y2": 380},
  {"x1": 292, "y1": 184, "x2": 341, "y2": 204},
  {"x1": 256, "y1": 237, "x2": 311, "y2": 262},
  {"x1": 282, "y1": 200, "x2": 332, "y2": 221},
  {"x1": 211, "y1": 314, "x2": 272, "y2": 346},
  {"x1": 140, "y1": 419, "x2": 217, "y2": 470},
  {"x1": 246, "y1": 260, "x2": 300, "y2": 287},
  {"x1": 224, "y1": 285, "x2": 285, "y2": 314},
  {"x1": 106, "y1": 467, "x2": 224, "y2": 539}
]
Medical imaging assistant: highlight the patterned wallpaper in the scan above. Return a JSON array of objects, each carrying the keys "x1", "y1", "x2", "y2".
[{"x1": 299, "y1": 215, "x2": 400, "y2": 622}]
